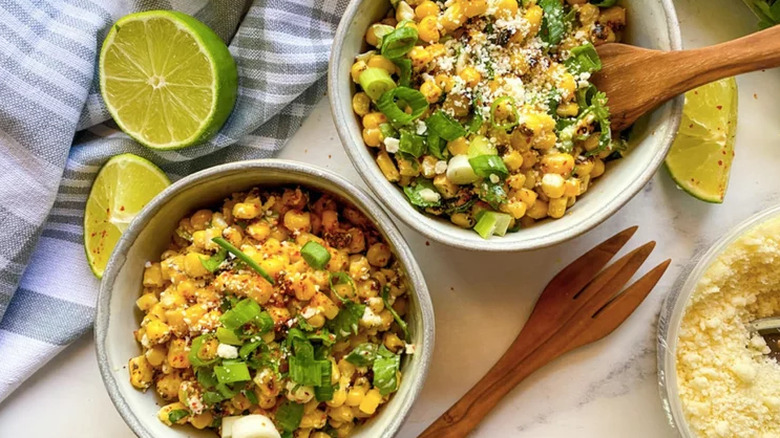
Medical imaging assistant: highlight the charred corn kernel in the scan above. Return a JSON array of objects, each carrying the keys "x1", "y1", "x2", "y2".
[
  {"x1": 520, "y1": 149, "x2": 539, "y2": 170},
  {"x1": 541, "y1": 153, "x2": 575, "y2": 175},
  {"x1": 462, "y1": 0, "x2": 488, "y2": 17},
  {"x1": 384, "y1": 332, "x2": 406, "y2": 353},
  {"x1": 143, "y1": 263, "x2": 163, "y2": 287},
  {"x1": 524, "y1": 111, "x2": 556, "y2": 134},
  {"x1": 359, "y1": 388, "x2": 383, "y2": 415},
  {"x1": 443, "y1": 93, "x2": 471, "y2": 117},
  {"x1": 145, "y1": 345, "x2": 167, "y2": 367},
  {"x1": 495, "y1": 0, "x2": 519, "y2": 18},
  {"x1": 233, "y1": 202, "x2": 260, "y2": 220},
  {"x1": 284, "y1": 210, "x2": 311, "y2": 232},
  {"x1": 459, "y1": 66, "x2": 481, "y2": 87},
  {"x1": 396, "y1": 1, "x2": 415, "y2": 21},
  {"x1": 183, "y1": 252, "x2": 208, "y2": 278},
  {"x1": 363, "y1": 128, "x2": 384, "y2": 147},
  {"x1": 311, "y1": 291, "x2": 340, "y2": 319},
  {"x1": 352, "y1": 92, "x2": 371, "y2": 116},
  {"x1": 158, "y1": 402, "x2": 188, "y2": 426},
  {"x1": 548, "y1": 197, "x2": 568, "y2": 219},
  {"x1": 307, "y1": 313, "x2": 326, "y2": 328},
  {"x1": 350, "y1": 60, "x2": 367, "y2": 83},
  {"x1": 534, "y1": 131, "x2": 557, "y2": 150},
  {"x1": 450, "y1": 212, "x2": 474, "y2": 228},
  {"x1": 129, "y1": 355, "x2": 154, "y2": 389},
  {"x1": 434, "y1": 73, "x2": 454, "y2": 92},
  {"x1": 367, "y1": 243, "x2": 392, "y2": 267},
  {"x1": 447, "y1": 137, "x2": 469, "y2": 155},
  {"x1": 524, "y1": 5, "x2": 543, "y2": 37},
  {"x1": 415, "y1": 0, "x2": 440, "y2": 19},
  {"x1": 510, "y1": 128, "x2": 533, "y2": 151},
  {"x1": 599, "y1": 6, "x2": 626, "y2": 27},
  {"x1": 563, "y1": 178, "x2": 580, "y2": 197},
  {"x1": 427, "y1": 43, "x2": 446, "y2": 59},
  {"x1": 433, "y1": 174, "x2": 459, "y2": 198},
  {"x1": 418, "y1": 16, "x2": 440, "y2": 43},
  {"x1": 574, "y1": 159, "x2": 595, "y2": 177},
  {"x1": 246, "y1": 221, "x2": 271, "y2": 241},
  {"x1": 329, "y1": 405, "x2": 355, "y2": 423},
  {"x1": 189, "y1": 412, "x2": 213, "y2": 429},
  {"x1": 526, "y1": 199, "x2": 548, "y2": 219},
  {"x1": 517, "y1": 188, "x2": 538, "y2": 207},
  {"x1": 541, "y1": 173, "x2": 566, "y2": 199},
  {"x1": 440, "y1": 3, "x2": 465, "y2": 32},
  {"x1": 397, "y1": 156, "x2": 420, "y2": 177},
  {"x1": 145, "y1": 319, "x2": 171, "y2": 344},
  {"x1": 419, "y1": 80, "x2": 442, "y2": 103},
  {"x1": 338, "y1": 358, "x2": 357, "y2": 380},
  {"x1": 507, "y1": 173, "x2": 527, "y2": 190},
  {"x1": 167, "y1": 338, "x2": 191, "y2": 368},
  {"x1": 580, "y1": 4, "x2": 600, "y2": 26},
  {"x1": 501, "y1": 200, "x2": 527, "y2": 219},
  {"x1": 136, "y1": 292, "x2": 158, "y2": 311},
  {"x1": 557, "y1": 102, "x2": 579, "y2": 117},
  {"x1": 592, "y1": 158, "x2": 606, "y2": 178},
  {"x1": 524, "y1": 169, "x2": 539, "y2": 188},
  {"x1": 408, "y1": 46, "x2": 432, "y2": 70},
  {"x1": 503, "y1": 150, "x2": 524, "y2": 171},
  {"x1": 367, "y1": 54, "x2": 398, "y2": 74},
  {"x1": 509, "y1": 52, "x2": 530, "y2": 74},
  {"x1": 582, "y1": 134, "x2": 600, "y2": 152},
  {"x1": 184, "y1": 303, "x2": 207, "y2": 327}
]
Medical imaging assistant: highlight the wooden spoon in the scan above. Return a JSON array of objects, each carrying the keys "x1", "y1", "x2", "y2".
[
  {"x1": 418, "y1": 228, "x2": 671, "y2": 437},
  {"x1": 592, "y1": 25, "x2": 780, "y2": 131}
]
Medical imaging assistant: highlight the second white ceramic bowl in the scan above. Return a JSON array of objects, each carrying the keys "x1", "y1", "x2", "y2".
[
  {"x1": 95, "y1": 160, "x2": 435, "y2": 438},
  {"x1": 329, "y1": 0, "x2": 683, "y2": 251}
]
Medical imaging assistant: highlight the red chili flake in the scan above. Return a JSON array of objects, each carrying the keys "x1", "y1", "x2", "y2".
[
  {"x1": 119, "y1": 205, "x2": 125, "y2": 211},
  {"x1": 425, "y1": 241, "x2": 430, "y2": 246},
  {"x1": 716, "y1": 105, "x2": 723, "y2": 110},
  {"x1": 450, "y1": 287, "x2": 454, "y2": 291},
  {"x1": 718, "y1": 160, "x2": 723, "y2": 166}
]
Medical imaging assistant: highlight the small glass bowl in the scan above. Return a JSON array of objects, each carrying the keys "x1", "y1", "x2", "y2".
[{"x1": 657, "y1": 204, "x2": 780, "y2": 437}]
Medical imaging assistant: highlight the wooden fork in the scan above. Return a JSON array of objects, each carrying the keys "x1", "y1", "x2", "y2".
[{"x1": 418, "y1": 226, "x2": 671, "y2": 438}]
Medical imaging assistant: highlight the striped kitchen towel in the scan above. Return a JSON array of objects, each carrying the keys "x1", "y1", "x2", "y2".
[{"x1": 0, "y1": 0, "x2": 348, "y2": 402}]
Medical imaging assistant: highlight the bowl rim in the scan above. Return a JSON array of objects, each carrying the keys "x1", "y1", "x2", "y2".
[
  {"x1": 328, "y1": 0, "x2": 684, "y2": 252},
  {"x1": 656, "y1": 203, "x2": 780, "y2": 437},
  {"x1": 94, "y1": 159, "x2": 435, "y2": 438}
]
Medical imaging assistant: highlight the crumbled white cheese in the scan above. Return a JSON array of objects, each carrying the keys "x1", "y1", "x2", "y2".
[
  {"x1": 361, "y1": 306, "x2": 383, "y2": 327},
  {"x1": 217, "y1": 343, "x2": 239, "y2": 359},
  {"x1": 677, "y1": 218, "x2": 780, "y2": 437},
  {"x1": 384, "y1": 137, "x2": 400, "y2": 154},
  {"x1": 418, "y1": 188, "x2": 441, "y2": 203},
  {"x1": 434, "y1": 160, "x2": 448, "y2": 174},
  {"x1": 405, "y1": 343, "x2": 416, "y2": 355},
  {"x1": 415, "y1": 120, "x2": 428, "y2": 135},
  {"x1": 300, "y1": 306, "x2": 319, "y2": 319}
]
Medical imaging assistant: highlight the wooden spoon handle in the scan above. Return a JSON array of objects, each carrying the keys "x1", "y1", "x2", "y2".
[
  {"x1": 418, "y1": 335, "x2": 569, "y2": 438},
  {"x1": 654, "y1": 24, "x2": 780, "y2": 103}
]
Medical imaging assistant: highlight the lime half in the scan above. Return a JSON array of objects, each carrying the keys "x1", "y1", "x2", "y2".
[
  {"x1": 84, "y1": 154, "x2": 170, "y2": 278},
  {"x1": 99, "y1": 10, "x2": 238, "y2": 150},
  {"x1": 665, "y1": 77, "x2": 738, "y2": 203}
]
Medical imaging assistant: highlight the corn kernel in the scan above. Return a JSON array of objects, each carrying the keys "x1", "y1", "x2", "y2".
[
  {"x1": 440, "y1": 3, "x2": 466, "y2": 32},
  {"x1": 548, "y1": 197, "x2": 568, "y2": 219},
  {"x1": 458, "y1": 66, "x2": 481, "y2": 87},
  {"x1": 541, "y1": 153, "x2": 575, "y2": 175},
  {"x1": 526, "y1": 199, "x2": 548, "y2": 219},
  {"x1": 418, "y1": 15, "x2": 440, "y2": 43},
  {"x1": 462, "y1": 0, "x2": 488, "y2": 17},
  {"x1": 363, "y1": 128, "x2": 383, "y2": 147},
  {"x1": 367, "y1": 55, "x2": 398, "y2": 75},
  {"x1": 420, "y1": 80, "x2": 442, "y2": 103},
  {"x1": 415, "y1": 0, "x2": 440, "y2": 19},
  {"x1": 136, "y1": 292, "x2": 159, "y2": 311},
  {"x1": 408, "y1": 46, "x2": 432, "y2": 70},
  {"x1": 592, "y1": 158, "x2": 606, "y2": 178},
  {"x1": 350, "y1": 60, "x2": 367, "y2": 83},
  {"x1": 352, "y1": 92, "x2": 371, "y2": 116}
]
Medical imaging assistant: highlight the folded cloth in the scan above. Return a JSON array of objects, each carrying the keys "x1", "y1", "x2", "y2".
[{"x1": 0, "y1": 0, "x2": 348, "y2": 402}]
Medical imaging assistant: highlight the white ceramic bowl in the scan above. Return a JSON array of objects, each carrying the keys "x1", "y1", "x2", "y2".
[
  {"x1": 95, "y1": 160, "x2": 435, "y2": 438},
  {"x1": 329, "y1": 0, "x2": 683, "y2": 251},
  {"x1": 657, "y1": 204, "x2": 780, "y2": 437}
]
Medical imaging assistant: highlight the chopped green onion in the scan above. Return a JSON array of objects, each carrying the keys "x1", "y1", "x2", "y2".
[
  {"x1": 403, "y1": 177, "x2": 442, "y2": 208},
  {"x1": 276, "y1": 400, "x2": 304, "y2": 432},
  {"x1": 289, "y1": 355, "x2": 331, "y2": 386},
  {"x1": 393, "y1": 58, "x2": 412, "y2": 87},
  {"x1": 399, "y1": 129, "x2": 426, "y2": 157},
  {"x1": 539, "y1": 0, "x2": 566, "y2": 46},
  {"x1": 426, "y1": 130, "x2": 448, "y2": 160},
  {"x1": 380, "y1": 26, "x2": 418, "y2": 59},
  {"x1": 214, "y1": 361, "x2": 251, "y2": 384},
  {"x1": 466, "y1": 112, "x2": 483, "y2": 133},
  {"x1": 467, "y1": 135, "x2": 497, "y2": 158},
  {"x1": 314, "y1": 383, "x2": 335, "y2": 402},
  {"x1": 446, "y1": 155, "x2": 479, "y2": 185},
  {"x1": 382, "y1": 285, "x2": 409, "y2": 341},
  {"x1": 359, "y1": 67, "x2": 397, "y2": 101},
  {"x1": 239, "y1": 339, "x2": 264, "y2": 360},
  {"x1": 373, "y1": 346, "x2": 401, "y2": 395},
  {"x1": 216, "y1": 327, "x2": 243, "y2": 346},
  {"x1": 345, "y1": 343, "x2": 379, "y2": 366},
  {"x1": 474, "y1": 211, "x2": 512, "y2": 239},
  {"x1": 376, "y1": 86, "x2": 429, "y2": 128},
  {"x1": 199, "y1": 248, "x2": 227, "y2": 273},
  {"x1": 202, "y1": 391, "x2": 225, "y2": 406},
  {"x1": 168, "y1": 409, "x2": 189, "y2": 424},
  {"x1": 426, "y1": 110, "x2": 467, "y2": 141},
  {"x1": 469, "y1": 155, "x2": 509, "y2": 178},
  {"x1": 379, "y1": 122, "x2": 398, "y2": 140},
  {"x1": 197, "y1": 368, "x2": 218, "y2": 389},
  {"x1": 188, "y1": 334, "x2": 218, "y2": 367},
  {"x1": 244, "y1": 389, "x2": 259, "y2": 405},
  {"x1": 220, "y1": 298, "x2": 263, "y2": 330},
  {"x1": 216, "y1": 382, "x2": 239, "y2": 399},
  {"x1": 490, "y1": 96, "x2": 520, "y2": 131},
  {"x1": 212, "y1": 237, "x2": 274, "y2": 285},
  {"x1": 592, "y1": 0, "x2": 617, "y2": 6},
  {"x1": 301, "y1": 241, "x2": 331, "y2": 270},
  {"x1": 565, "y1": 42, "x2": 602, "y2": 75}
]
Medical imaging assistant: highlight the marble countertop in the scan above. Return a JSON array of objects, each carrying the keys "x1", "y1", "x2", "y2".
[{"x1": 2, "y1": 0, "x2": 779, "y2": 436}]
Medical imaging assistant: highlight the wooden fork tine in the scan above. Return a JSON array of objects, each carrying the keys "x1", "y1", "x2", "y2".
[
  {"x1": 540, "y1": 226, "x2": 637, "y2": 303},
  {"x1": 577, "y1": 259, "x2": 671, "y2": 347}
]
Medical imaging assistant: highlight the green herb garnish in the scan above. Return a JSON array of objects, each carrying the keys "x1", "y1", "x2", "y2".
[
  {"x1": 212, "y1": 237, "x2": 274, "y2": 285},
  {"x1": 382, "y1": 285, "x2": 410, "y2": 341}
]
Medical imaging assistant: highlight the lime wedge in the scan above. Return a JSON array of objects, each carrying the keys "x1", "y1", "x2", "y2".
[
  {"x1": 665, "y1": 77, "x2": 738, "y2": 203},
  {"x1": 84, "y1": 154, "x2": 170, "y2": 278},
  {"x1": 99, "y1": 11, "x2": 238, "y2": 150}
]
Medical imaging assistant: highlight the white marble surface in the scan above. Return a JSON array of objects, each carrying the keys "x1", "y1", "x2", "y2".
[{"x1": 2, "y1": 1, "x2": 779, "y2": 436}]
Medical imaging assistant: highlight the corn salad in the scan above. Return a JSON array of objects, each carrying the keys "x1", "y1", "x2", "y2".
[
  {"x1": 129, "y1": 187, "x2": 412, "y2": 438},
  {"x1": 350, "y1": 0, "x2": 627, "y2": 238}
]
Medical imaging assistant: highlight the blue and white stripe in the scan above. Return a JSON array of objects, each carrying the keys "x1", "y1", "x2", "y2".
[{"x1": 0, "y1": 0, "x2": 348, "y2": 401}]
